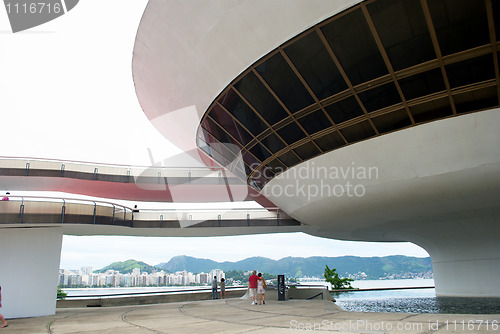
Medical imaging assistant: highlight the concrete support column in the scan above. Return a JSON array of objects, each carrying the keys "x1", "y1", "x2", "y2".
[
  {"x1": 397, "y1": 219, "x2": 500, "y2": 297},
  {"x1": 0, "y1": 227, "x2": 63, "y2": 318}
]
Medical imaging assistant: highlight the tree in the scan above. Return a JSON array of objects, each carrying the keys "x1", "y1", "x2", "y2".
[
  {"x1": 57, "y1": 286, "x2": 67, "y2": 300},
  {"x1": 324, "y1": 265, "x2": 353, "y2": 290}
]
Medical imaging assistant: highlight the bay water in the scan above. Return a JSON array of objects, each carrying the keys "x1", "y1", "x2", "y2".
[{"x1": 63, "y1": 279, "x2": 500, "y2": 314}]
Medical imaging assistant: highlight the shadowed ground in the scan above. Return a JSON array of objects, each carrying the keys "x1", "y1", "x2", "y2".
[{"x1": 3, "y1": 299, "x2": 500, "y2": 333}]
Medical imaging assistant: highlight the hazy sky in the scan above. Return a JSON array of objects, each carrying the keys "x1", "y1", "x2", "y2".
[{"x1": 0, "y1": 1, "x2": 428, "y2": 271}]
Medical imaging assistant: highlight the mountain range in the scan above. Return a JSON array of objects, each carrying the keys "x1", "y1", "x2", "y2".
[{"x1": 97, "y1": 255, "x2": 432, "y2": 279}]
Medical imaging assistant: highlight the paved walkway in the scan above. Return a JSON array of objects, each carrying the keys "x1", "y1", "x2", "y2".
[{"x1": 3, "y1": 299, "x2": 500, "y2": 333}]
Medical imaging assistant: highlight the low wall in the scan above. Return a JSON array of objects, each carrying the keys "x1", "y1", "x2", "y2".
[
  {"x1": 57, "y1": 288, "x2": 333, "y2": 308},
  {"x1": 288, "y1": 288, "x2": 335, "y2": 301},
  {"x1": 57, "y1": 289, "x2": 245, "y2": 308}
]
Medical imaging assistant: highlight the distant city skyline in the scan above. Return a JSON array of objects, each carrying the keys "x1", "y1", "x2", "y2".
[{"x1": 59, "y1": 266, "x2": 225, "y2": 288}]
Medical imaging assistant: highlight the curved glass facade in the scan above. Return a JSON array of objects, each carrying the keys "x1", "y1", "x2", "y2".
[{"x1": 198, "y1": 0, "x2": 500, "y2": 189}]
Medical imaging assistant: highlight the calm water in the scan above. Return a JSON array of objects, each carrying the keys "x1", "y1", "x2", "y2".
[{"x1": 331, "y1": 280, "x2": 500, "y2": 314}]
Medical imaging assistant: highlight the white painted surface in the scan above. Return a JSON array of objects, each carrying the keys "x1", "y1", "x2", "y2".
[
  {"x1": 264, "y1": 109, "x2": 500, "y2": 240},
  {"x1": 393, "y1": 219, "x2": 500, "y2": 297},
  {"x1": 263, "y1": 108, "x2": 500, "y2": 296},
  {"x1": 0, "y1": 227, "x2": 63, "y2": 318},
  {"x1": 133, "y1": 0, "x2": 361, "y2": 154}
]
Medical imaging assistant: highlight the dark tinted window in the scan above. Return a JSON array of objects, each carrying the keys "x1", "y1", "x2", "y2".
[
  {"x1": 210, "y1": 105, "x2": 253, "y2": 145},
  {"x1": 278, "y1": 151, "x2": 301, "y2": 167},
  {"x1": 410, "y1": 97, "x2": 453, "y2": 123},
  {"x1": 234, "y1": 71, "x2": 289, "y2": 125},
  {"x1": 314, "y1": 132, "x2": 346, "y2": 151},
  {"x1": 399, "y1": 68, "x2": 446, "y2": 101},
  {"x1": 493, "y1": 0, "x2": 500, "y2": 41},
  {"x1": 340, "y1": 120, "x2": 377, "y2": 143},
  {"x1": 266, "y1": 159, "x2": 287, "y2": 176},
  {"x1": 428, "y1": 0, "x2": 489, "y2": 56},
  {"x1": 218, "y1": 88, "x2": 267, "y2": 136},
  {"x1": 202, "y1": 117, "x2": 240, "y2": 151},
  {"x1": 260, "y1": 133, "x2": 286, "y2": 153},
  {"x1": 368, "y1": 0, "x2": 435, "y2": 70},
  {"x1": 285, "y1": 31, "x2": 348, "y2": 100},
  {"x1": 249, "y1": 143, "x2": 272, "y2": 162},
  {"x1": 201, "y1": 131, "x2": 236, "y2": 165},
  {"x1": 324, "y1": 96, "x2": 364, "y2": 124},
  {"x1": 454, "y1": 86, "x2": 498, "y2": 114},
  {"x1": 372, "y1": 109, "x2": 412, "y2": 134},
  {"x1": 243, "y1": 151, "x2": 260, "y2": 170},
  {"x1": 256, "y1": 52, "x2": 315, "y2": 112},
  {"x1": 445, "y1": 55, "x2": 495, "y2": 89},
  {"x1": 294, "y1": 141, "x2": 321, "y2": 160},
  {"x1": 358, "y1": 82, "x2": 401, "y2": 112},
  {"x1": 321, "y1": 8, "x2": 388, "y2": 85},
  {"x1": 276, "y1": 121, "x2": 307, "y2": 144},
  {"x1": 297, "y1": 110, "x2": 332, "y2": 135}
]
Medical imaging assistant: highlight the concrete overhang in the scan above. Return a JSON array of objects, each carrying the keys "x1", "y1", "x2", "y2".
[{"x1": 132, "y1": 0, "x2": 362, "y2": 159}]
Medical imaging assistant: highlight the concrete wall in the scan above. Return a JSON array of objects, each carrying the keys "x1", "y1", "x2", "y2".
[
  {"x1": 57, "y1": 288, "x2": 332, "y2": 308},
  {"x1": 288, "y1": 288, "x2": 334, "y2": 301},
  {"x1": 0, "y1": 227, "x2": 62, "y2": 318},
  {"x1": 57, "y1": 289, "x2": 247, "y2": 308}
]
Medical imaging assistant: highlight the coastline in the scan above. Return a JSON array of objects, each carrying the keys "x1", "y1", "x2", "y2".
[{"x1": 62, "y1": 278, "x2": 435, "y2": 297}]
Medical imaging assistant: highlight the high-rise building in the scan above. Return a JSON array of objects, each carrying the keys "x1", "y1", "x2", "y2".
[
  {"x1": 80, "y1": 266, "x2": 93, "y2": 276},
  {"x1": 209, "y1": 269, "x2": 225, "y2": 283}
]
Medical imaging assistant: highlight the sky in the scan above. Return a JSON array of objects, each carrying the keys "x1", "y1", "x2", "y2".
[{"x1": 0, "y1": 1, "x2": 428, "y2": 271}]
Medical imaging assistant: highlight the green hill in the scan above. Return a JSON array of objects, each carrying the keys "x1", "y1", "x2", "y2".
[
  {"x1": 156, "y1": 255, "x2": 220, "y2": 273},
  {"x1": 95, "y1": 259, "x2": 160, "y2": 274}
]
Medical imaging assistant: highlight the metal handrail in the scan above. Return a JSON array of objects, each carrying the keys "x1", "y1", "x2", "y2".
[
  {"x1": 1, "y1": 196, "x2": 134, "y2": 225},
  {"x1": 2, "y1": 195, "x2": 134, "y2": 211},
  {"x1": 137, "y1": 207, "x2": 283, "y2": 213},
  {"x1": 0, "y1": 156, "x2": 239, "y2": 186},
  {"x1": 0, "y1": 156, "x2": 225, "y2": 171},
  {"x1": 306, "y1": 292, "x2": 325, "y2": 300},
  {"x1": 0, "y1": 196, "x2": 293, "y2": 224}
]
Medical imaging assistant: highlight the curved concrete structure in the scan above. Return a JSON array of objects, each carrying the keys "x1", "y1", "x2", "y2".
[
  {"x1": 0, "y1": 195, "x2": 300, "y2": 237},
  {"x1": 133, "y1": 0, "x2": 500, "y2": 298},
  {"x1": 0, "y1": 157, "x2": 273, "y2": 205},
  {"x1": 2, "y1": 0, "x2": 500, "y2": 319},
  {"x1": 132, "y1": 0, "x2": 362, "y2": 157},
  {"x1": 264, "y1": 109, "x2": 500, "y2": 297}
]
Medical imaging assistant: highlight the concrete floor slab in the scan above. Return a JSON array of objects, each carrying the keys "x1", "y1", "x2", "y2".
[{"x1": 2, "y1": 298, "x2": 499, "y2": 333}]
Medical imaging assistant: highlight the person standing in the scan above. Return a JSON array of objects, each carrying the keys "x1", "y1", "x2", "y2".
[
  {"x1": 211, "y1": 276, "x2": 218, "y2": 299},
  {"x1": 257, "y1": 273, "x2": 266, "y2": 305},
  {"x1": 220, "y1": 278, "x2": 226, "y2": 299},
  {"x1": 0, "y1": 286, "x2": 8, "y2": 328},
  {"x1": 248, "y1": 270, "x2": 260, "y2": 305},
  {"x1": 1, "y1": 192, "x2": 9, "y2": 201}
]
